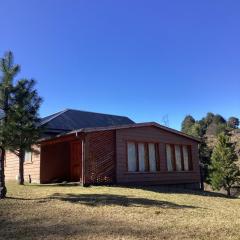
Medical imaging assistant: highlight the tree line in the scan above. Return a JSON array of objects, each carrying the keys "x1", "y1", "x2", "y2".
[
  {"x1": 181, "y1": 113, "x2": 240, "y2": 196},
  {"x1": 0, "y1": 51, "x2": 42, "y2": 199},
  {"x1": 181, "y1": 113, "x2": 239, "y2": 138}
]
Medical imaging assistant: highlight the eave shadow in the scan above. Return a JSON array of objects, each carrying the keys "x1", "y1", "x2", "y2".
[{"x1": 50, "y1": 193, "x2": 199, "y2": 209}]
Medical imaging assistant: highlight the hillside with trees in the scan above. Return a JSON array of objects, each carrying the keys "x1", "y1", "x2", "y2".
[
  {"x1": 181, "y1": 113, "x2": 240, "y2": 150},
  {"x1": 181, "y1": 112, "x2": 240, "y2": 193}
]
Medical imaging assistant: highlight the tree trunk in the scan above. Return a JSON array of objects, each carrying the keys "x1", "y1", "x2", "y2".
[
  {"x1": 226, "y1": 188, "x2": 231, "y2": 197},
  {"x1": 0, "y1": 146, "x2": 7, "y2": 198},
  {"x1": 18, "y1": 149, "x2": 25, "y2": 185}
]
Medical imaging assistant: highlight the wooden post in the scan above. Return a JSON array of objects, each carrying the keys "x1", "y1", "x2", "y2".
[{"x1": 82, "y1": 134, "x2": 90, "y2": 187}]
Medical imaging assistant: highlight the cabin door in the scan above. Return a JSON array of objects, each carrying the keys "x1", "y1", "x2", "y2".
[{"x1": 70, "y1": 141, "x2": 82, "y2": 182}]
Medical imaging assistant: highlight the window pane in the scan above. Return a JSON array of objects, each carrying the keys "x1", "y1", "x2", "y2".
[
  {"x1": 127, "y1": 142, "x2": 137, "y2": 172},
  {"x1": 166, "y1": 144, "x2": 173, "y2": 171},
  {"x1": 148, "y1": 143, "x2": 156, "y2": 172},
  {"x1": 138, "y1": 143, "x2": 145, "y2": 172},
  {"x1": 182, "y1": 146, "x2": 189, "y2": 171},
  {"x1": 25, "y1": 151, "x2": 32, "y2": 162},
  {"x1": 175, "y1": 145, "x2": 182, "y2": 171}
]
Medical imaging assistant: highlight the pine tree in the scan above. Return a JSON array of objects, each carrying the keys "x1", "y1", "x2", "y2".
[
  {"x1": 2, "y1": 79, "x2": 42, "y2": 185},
  {"x1": 210, "y1": 133, "x2": 240, "y2": 197},
  {"x1": 0, "y1": 51, "x2": 20, "y2": 198}
]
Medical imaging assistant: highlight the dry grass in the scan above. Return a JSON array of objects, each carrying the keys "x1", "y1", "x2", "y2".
[{"x1": 0, "y1": 182, "x2": 240, "y2": 240}]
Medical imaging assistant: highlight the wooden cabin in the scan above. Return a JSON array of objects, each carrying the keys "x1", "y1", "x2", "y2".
[{"x1": 5, "y1": 109, "x2": 201, "y2": 189}]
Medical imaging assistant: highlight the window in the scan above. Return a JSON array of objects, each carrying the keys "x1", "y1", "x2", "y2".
[
  {"x1": 182, "y1": 146, "x2": 189, "y2": 171},
  {"x1": 166, "y1": 144, "x2": 192, "y2": 172},
  {"x1": 24, "y1": 151, "x2": 32, "y2": 163},
  {"x1": 175, "y1": 145, "x2": 182, "y2": 171},
  {"x1": 148, "y1": 143, "x2": 157, "y2": 172},
  {"x1": 166, "y1": 144, "x2": 173, "y2": 171},
  {"x1": 127, "y1": 142, "x2": 137, "y2": 172},
  {"x1": 127, "y1": 142, "x2": 159, "y2": 172}
]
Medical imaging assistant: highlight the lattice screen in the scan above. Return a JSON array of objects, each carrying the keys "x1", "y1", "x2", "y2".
[{"x1": 86, "y1": 130, "x2": 116, "y2": 185}]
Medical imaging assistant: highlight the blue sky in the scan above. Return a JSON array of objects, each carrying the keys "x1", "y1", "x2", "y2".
[{"x1": 0, "y1": 1, "x2": 239, "y2": 130}]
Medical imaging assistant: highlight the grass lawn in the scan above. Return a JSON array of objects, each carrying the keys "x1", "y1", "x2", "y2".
[{"x1": 0, "y1": 182, "x2": 240, "y2": 240}]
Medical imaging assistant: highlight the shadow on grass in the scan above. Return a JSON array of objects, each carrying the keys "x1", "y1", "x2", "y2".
[
  {"x1": 50, "y1": 193, "x2": 198, "y2": 209},
  {"x1": 6, "y1": 196, "x2": 49, "y2": 202},
  {"x1": 6, "y1": 192, "x2": 199, "y2": 208},
  {"x1": 112, "y1": 185, "x2": 232, "y2": 198},
  {"x1": 27, "y1": 182, "x2": 81, "y2": 187}
]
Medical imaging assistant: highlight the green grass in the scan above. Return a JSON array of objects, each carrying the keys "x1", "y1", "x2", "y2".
[{"x1": 0, "y1": 181, "x2": 240, "y2": 240}]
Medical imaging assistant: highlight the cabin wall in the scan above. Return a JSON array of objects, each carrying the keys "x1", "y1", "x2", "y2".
[
  {"x1": 40, "y1": 142, "x2": 70, "y2": 183},
  {"x1": 84, "y1": 130, "x2": 116, "y2": 185},
  {"x1": 116, "y1": 126, "x2": 200, "y2": 188},
  {"x1": 5, "y1": 145, "x2": 41, "y2": 183}
]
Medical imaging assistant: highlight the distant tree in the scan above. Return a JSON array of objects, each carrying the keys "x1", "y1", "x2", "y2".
[
  {"x1": 206, "y1": 122, "x2": 227, "y2": 136},
  {"x1": 2, "y1": 79, "x2": 42, "y2": 185},
  {"x1": 227, "y1": 117, "x2": 239, "y2": 129},
  {"x1": 0, "y1": 51, "x2": 20, "y2": 198},
  {"x1": 209, "y1": 133, "x2": 240, "y2": 197},
  {"x1": 188, "y1": 123, "x2": 202, "y2": 138},
  {"x1": 198, "y1": 118, "x2": 207, "y2": 136},
  {"x1": 204, "y1": 112, "x2": 215, "y2": 126},
  {"x1": 213, "y1": 114, "x2": 226, "y2": 125},
  {"x1": 181, "y1": 115, "x2": 195, "y2": 133}
]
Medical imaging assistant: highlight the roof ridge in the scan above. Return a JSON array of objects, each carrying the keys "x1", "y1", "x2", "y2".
[
  {"x1": 40, "y1": 108, "x2": 134, "y2": 127},
  {"x1": 40, "y1": 109, "x2": 70, "y2": 125},
  {"x1": 65, "y1": 108, "x2": 131, "y2": 119}
]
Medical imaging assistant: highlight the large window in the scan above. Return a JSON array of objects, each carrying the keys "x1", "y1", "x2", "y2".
[
  {"x1": 166, "y1": 144, "x2": 173, "y2": 171},
  {"x1": 182, "y1": 146, "x2": 190, "y2": 171},
  {"x1": 166, "y1": 144, "x2": 192, "y2": 172},
  {"x1": 127, "y1": 142, "x2": 159, "y2": 172},
  {"x1": 175, "y1": 145, "x2": 182, "y2": 171},
  {"x1": 149, "y1": 143, "x2": 157, "y2": 172},
  {"x1": 127, "y1": 142, "x2": 137, "y2": 172}
]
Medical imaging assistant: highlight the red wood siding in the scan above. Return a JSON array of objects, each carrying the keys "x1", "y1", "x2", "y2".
[
  {"x1": 5, "y1": 145, "x2": 40, "y2": 183},
  {"x1": 70, "y1": 141, "x2": 82, "y2": 182},
  {"x1": 116, "y1": 126, "x2": 200, "y2": 185},
  {"x1": 84, "y1": 130, "x2": 116, "y2": 185}
]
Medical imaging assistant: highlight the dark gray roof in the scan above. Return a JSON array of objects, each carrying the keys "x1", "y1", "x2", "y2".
[{"x1": 40, "y1": 109, "x2": 135, "y2": 136}]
